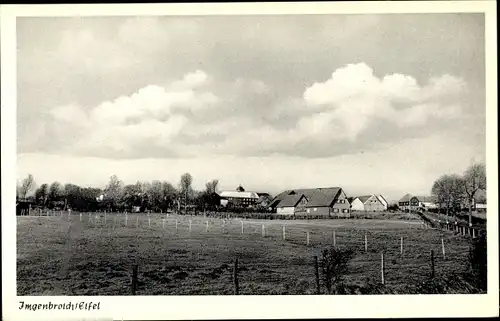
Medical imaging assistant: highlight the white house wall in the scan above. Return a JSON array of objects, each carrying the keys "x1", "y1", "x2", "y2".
[
  {"x1": 350, "y1": 198, "x2": 365, "y2": 211},
  {"x1": 277, "y1": 207, "x2": 295, "y2": 215}
]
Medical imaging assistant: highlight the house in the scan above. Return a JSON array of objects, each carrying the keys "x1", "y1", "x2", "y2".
[
  {"x1": 471, "y1": 189, "x2": 487, "y2": 212},
  {"x1": 272, "y1": 187, "x2": 350, "y2": 217},
  {"x1": 398, "y1": 194, "x2": 413, "y2": 211},
  {"x1": 350, "y1": 194, "x2": 386, "y2": 212},
  {"x1": 410, "y1": 196, "x2": 438, "y2": 211},
  {"x1": 276, "y1": 194, "x2": 308, "y2": 215},
  {"x1": 219, "y1": 185, "x2": 261, "y2": 208}
]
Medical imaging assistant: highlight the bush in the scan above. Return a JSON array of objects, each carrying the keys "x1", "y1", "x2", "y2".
[{"x1": 320, "y1": 247, "x2": 355, "y2": 294}]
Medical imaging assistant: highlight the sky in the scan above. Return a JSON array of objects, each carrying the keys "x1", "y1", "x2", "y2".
[{"x1": 16, "y1": 13, "x2": 486, "y2": 202}]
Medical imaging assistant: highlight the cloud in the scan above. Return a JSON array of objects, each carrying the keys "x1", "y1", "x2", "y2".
[
  {"x1": 26, "y1": 63, "x2": 467, "y2": 159},
  {"x1": 301, "y1": 63, "x2": 466, "y2": 140}
]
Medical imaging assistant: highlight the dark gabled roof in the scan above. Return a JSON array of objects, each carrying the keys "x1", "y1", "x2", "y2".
[
  {"x1": 305, "y1": 188, "x2": 341, "y2": 207},
  {"x1": 276, "y1": 194, "x2": 306, "y2": 208},
  {"x1": 398, "y1": 193, "x2": 412, "y2": 202},
  {"x1": 270, "y1": 187, "x2": 342, "y2": 208}
]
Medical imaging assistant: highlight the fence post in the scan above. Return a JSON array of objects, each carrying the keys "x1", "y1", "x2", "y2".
[
  {"x1": 282, "y1": 226, "x2": 286, "y2": 240},
  {"x1": 472, "y1": 228, "x2": 476, "y2": 239},
  {"x1": 205, "y1": 221, "x2": 209, "y2": 233},
  {"x1": 148, "y1": 217, "x2": 151, "y2": 228},
  {"x1": 125, "y1": 213, "x2": 128, "y2": 226},
  {"x1": 333, "y1": 231, "x2": 336, "y2": 247},
  {"x1": 88, "y1": 213, "x2": 91, "y2": 223},
  {"x1": 400, "y1": 236, "x2": 404, "y2": 257},
  {"x1": 314, "y1": 255, "x2": 320, "y2": 294},
  {"x1": 79, "y1": 213, "x2": 82, "y2": 222},
  {"x1": 162, "y1": 218, "x2": 165, "y2": 229},
  {"x1": 430, "y1": 250, "x2": 435, "y2": 279},
  {"x1": 189, "y1": 220, "x2": 192, "y2": 233},
  {"x1": 175, "y1": 220, "x2": 178, "y2": 233},
  {"x1": 306, "y1": 231, "x2": 310, "y2": 246},
  {"x1": 136, "y1": 216, "x2": 139, "y2": 228},
  {"x1": 104, "y1": 212, "x2": 107, "y2": 225},
  {"x1": 381, "y1": 252, "x2": 385, "y2": 285},
  {"x1": 365, "y1": 234, "x2": 368, "y2": 253},
  {"x1": 241, "y1": 221, "x2": 244, "y2": 234},
  {"x1": 233, "y1": 258, "x2": 239, "y2": 295},
  {"x1": 261, "y1": 224, "x2": 265, "y2": 237},
  {"x1": 131, "y1": 264, "x2": 138, "y2": 295},
  {"x1": 441, "y1": 238, "x2": 446, "y2": 260}
]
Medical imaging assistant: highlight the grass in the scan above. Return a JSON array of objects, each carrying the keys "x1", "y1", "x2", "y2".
[{"x1": 17, "y1": 212, "x2": 478, "y2": 295}]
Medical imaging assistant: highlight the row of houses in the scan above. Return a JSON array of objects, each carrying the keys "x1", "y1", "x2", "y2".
[{"x1": 218, "y1": 185, "x2": 391, "y2": 216}]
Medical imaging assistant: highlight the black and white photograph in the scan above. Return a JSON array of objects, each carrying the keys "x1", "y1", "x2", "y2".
[{"x1": 1, "y1": 1, "x2": 498, "y2": 320}]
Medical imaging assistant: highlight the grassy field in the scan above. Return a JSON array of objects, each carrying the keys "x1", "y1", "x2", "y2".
[{"x1": 17, "y1": 212, "x2": 476, "y2": 295}]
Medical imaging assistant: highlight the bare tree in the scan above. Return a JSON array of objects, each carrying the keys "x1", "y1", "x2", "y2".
[
  {"x1": 431, "y1": 174, "x2": 464, "y2": 219},
  {"x1": 463, "y1": 163, "x2": 486, "y2": 226},
  {"x1": 205, "y1": 179, "x2": 219, "y2": 194},
  {"x1": 19, "y1": 174, "x2": 36, "y2": 199}
]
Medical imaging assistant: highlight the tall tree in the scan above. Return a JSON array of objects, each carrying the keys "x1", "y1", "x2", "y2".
[
  {"x1": 463, "y1": 163, "x2": 487, "y2": 226},
  {"x1": 121, "y1": 184, "x2": 142, "y2": 210},
  {"x1": 179, "y1": 173, "x2": 193, "y2": 213},
  {"x1": 205, "y1": 179, "x2": 219, "y2": 194},
  {"x1": 148, "y1": 180, "x2": 163, "y2": 212},
  {"x1": 198, "y1": 179, "x2": 220, "y2": 211},
  {"x1": 104, "y1": 175, "x2": 124, "y2": 211},
  {"x1": 34, "y1": 183, "x2": 49, "y2": 206},
  {"x1": 48, "y1": 181, "x2": 64, "y2": 209},
  {"x1": 431, "y1": 174, "x2": 464, "y2": 218},
  {"x1": 48, "y1": 181, "x2": 63, "y2": 201},
  {"x1": 19, "y1": 174, "x2": 36, "y2": 199},
  {"x1": 161, "y1": 181, "x2": 177, "y2": 211}
]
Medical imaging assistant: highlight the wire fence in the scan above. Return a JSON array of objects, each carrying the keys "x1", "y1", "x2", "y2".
[{"x1": 17, "y1": 210, "x2": 478, "y2": 295}]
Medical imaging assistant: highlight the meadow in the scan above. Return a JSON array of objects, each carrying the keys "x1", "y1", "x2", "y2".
[{"x1": 17, "y1": 212, "x2": 477, "y2": 295}]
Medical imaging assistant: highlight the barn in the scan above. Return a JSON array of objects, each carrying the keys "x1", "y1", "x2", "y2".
[{"x1": 272, "y1": 187, "x2": 350, "y2": 217}]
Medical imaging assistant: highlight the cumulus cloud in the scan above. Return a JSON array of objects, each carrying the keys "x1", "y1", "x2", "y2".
[
  {"x1": 33, "y1": 63, "x2": 467, "y2": 159},
  {"x1": 301, "y1": 63, "x2": 465, "y2": 141}
]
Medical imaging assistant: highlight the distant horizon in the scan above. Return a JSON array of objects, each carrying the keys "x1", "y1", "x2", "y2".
[{"x1": 18, "y1": 161, "x2": 484, "y2": 203}]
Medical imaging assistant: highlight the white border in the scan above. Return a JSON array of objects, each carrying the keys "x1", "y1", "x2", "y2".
[{"x1": 1, "y1": 2, "x2": 498, "y2": 320}]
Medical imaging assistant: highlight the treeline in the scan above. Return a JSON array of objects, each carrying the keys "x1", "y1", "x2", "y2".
[
  {"x1": 431, "y1": 162, "x2": 486, "y2": 222},
  {"x1": 16, "y1": 173, "x2": 223, "y2": 213}
]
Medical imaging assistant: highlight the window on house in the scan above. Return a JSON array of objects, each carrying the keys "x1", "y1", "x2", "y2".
[
  {"x1": 307, "y1": 209, "x2": 310, "y2": 213},
  {"x1": 314, "y1": 208, "x2": 317, "y2": 211},
  {"x1": 333, "y1": 208, "x2": 339, "y2": 213}
]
